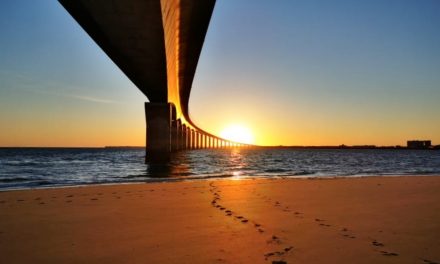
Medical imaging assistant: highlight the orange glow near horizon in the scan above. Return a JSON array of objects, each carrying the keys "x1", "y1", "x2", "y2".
[{"x1": 220, "y1": 124, "x2": 254, "y2": 144}]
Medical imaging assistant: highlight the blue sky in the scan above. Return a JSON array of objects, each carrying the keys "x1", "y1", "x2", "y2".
[{"x1": 1, "y1": 0, "x2": 439, "y2": 146}]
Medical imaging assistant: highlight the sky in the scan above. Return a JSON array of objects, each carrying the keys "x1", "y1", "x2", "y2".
[{"x1": 0, "y1": 0, "x2": 439, "y2": 147}]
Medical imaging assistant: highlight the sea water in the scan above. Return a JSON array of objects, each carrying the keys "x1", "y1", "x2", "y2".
[{"x1": 0, "y1": 148, "x2": 439, "y2": 190}]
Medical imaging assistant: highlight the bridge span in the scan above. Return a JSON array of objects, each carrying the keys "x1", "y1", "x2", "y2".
[{"x1": 59, "y1": 0, "x2": 251, "y2": 162}]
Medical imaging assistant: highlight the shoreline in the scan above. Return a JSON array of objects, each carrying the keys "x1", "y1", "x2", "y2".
[
  {"x1": 2, "y1": 174, "x2": 440, "y2": 193},
  {"x1": 1, "y1": 176, "x2": 439, "y2": 263}
]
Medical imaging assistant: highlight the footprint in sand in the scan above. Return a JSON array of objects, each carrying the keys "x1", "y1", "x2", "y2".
[
  {"x1": 372, "y1": 240, "x2": 384, "y2": 247},
  {"x1": 91, "y1": 198, "x2": 98, "y2": 201},
  {"x1": 66, "y1": 200, "x2": 72, "y2": 203},
  {"x1": 267, "y1": 235, "x2": 282, "y2": 244},
  {"x1": 380, "y1": 251, "x2": 399, "y2": 257},
  {"x1": 17, "y1": 199, "x2": 25, "y2": 202},
  {"x1": 241, "y1": 219, "x2": 249, "y2": 223},
  {"x1": 340, "y1": 228, "x2": 356, "y2": 239},
  {"x1": 284, "y1": 246, "x2": 293, "y2": 252},
  {"x1": 271, "y1": 261, "x2": 287, "y2": 264},
  {"x1": 422, "y1": 259, "x2": 439, "y2": 264},
  {"x1": 264, "y1": 246, "x2": 293, "y2": 261}
]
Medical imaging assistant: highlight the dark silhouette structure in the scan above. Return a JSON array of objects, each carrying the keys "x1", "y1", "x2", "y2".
[
  {"x1": 59, "y1": 0, "x2": 250, "y2": 163},
  {"x1": 407, "y1": 140, "x2": 432, "y2": 149}
]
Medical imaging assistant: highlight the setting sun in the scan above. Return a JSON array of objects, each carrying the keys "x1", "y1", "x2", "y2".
[{"x1": 220, "y1": 124, "x2": 254, "y2": 144}]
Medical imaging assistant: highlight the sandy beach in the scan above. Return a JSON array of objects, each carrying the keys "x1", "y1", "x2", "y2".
[{"x1": 0, "y1": 176, "x2": 439, "y2": 263}]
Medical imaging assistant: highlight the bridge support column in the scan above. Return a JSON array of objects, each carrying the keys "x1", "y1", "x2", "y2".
[
  {"x1": 182, "y1": 124, "x2": 187, "y2": 150},
  {"x1": 186, "y1": 127, "x2": 192, "y2": 149},
  {"x1": 195, "y1": 131, "x2": 198, "y2": 149},
  {"x1": 192, "y1": 131, "x2": 195, "y2": 149},
  {"x1": 176, "y1": 119, "x2": 182, "y2": 151},
  {"x1": 171, "y1": 107, "x2": 179, "y2": 152},
  {"x1": 145, "y1": 102, "x2": 171, "y2": 163}
]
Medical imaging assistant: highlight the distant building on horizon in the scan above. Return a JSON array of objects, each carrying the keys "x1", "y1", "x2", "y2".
[{"x1": 407, "y1": 140, "x2": 431, "y2": 149}]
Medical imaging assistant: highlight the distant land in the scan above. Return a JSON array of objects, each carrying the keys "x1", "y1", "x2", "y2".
[
  {"x1": 1, "y1": 144, "x2": 438, "y2": 150},
  {"x1": 103, "y1": 144, "x2": 440, "y2": 150}
]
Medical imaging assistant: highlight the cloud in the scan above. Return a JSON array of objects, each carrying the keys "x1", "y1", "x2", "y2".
[
  {"x1": 66, "y1": 94, "x2": 118, "y2": 104},
  {"x1": 4, "y1": 72, "x2": 121, "y2": 104}
]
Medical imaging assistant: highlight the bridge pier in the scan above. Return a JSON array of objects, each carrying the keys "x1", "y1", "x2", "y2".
[
  {"x1": 186, "y1": 126, "x2": 191, "y2": 149},
  {"x1": 175, "y1": 119, "x2": 182, "y2": 151},
  {"x1": 171, "y1": 106, "x2": 179, "y2": 152},
  {"x1": 181, "y1": 124, "x2": 187, "y2": 150},
  {"x1": 145, "y1": 102, "x2": 171, "y2": 163}
]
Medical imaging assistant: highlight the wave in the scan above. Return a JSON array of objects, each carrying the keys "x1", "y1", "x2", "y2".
[{"x1": 0, "y1": 177, "x2": 30, "y2": 183}]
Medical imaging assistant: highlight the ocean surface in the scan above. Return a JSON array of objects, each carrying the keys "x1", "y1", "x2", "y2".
[{"x1": 1, "y1": 148, "x2": 439, "y2": 190}]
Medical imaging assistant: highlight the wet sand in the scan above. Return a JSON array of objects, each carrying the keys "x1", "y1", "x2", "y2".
[{"x1": 0, "y1": 176, "x2": 439, "y2": 263}]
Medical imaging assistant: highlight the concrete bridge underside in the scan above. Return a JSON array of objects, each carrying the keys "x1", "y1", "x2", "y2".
[{"x1": 59, "y1": 0, "x2": 250, "y2": 162}]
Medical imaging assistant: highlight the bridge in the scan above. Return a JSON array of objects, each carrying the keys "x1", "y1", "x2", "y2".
[{"x1": 59, "y1": 0, "x2": 251, "y2": 163}]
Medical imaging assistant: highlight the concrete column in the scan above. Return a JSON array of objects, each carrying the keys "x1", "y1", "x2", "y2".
[
  {"x1": 145, "y1": 102, "x2": 171, "y2": 163},
  {"x1": 187, "y1": 127, "x2": 191, "y2": 149},
  {"x1": 202, "y1": 134, "x2": 206, "y2": 149},
  {"x1": 192, "y1": 129, "x2": 196, "y2": 149},
  {"x1": 176, "y1": 119, "x2": 182, "y2": 151},
  {"x1": 195, "y1": 131, "x2": 199, "y2": 149},
  {"x1": 171, "y1": 117, "x2": 178, "y2": 152},
  {"x1": 188, "y1": 129, "x2": 192, "y2": 149},
  {"x1": 182, "y1": 124, "x2": 187, "y2": 150}
]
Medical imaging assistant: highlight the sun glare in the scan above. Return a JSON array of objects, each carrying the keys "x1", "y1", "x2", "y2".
[{"x1": 220, "y1": 124, "x2": 254, "y2": 144}]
